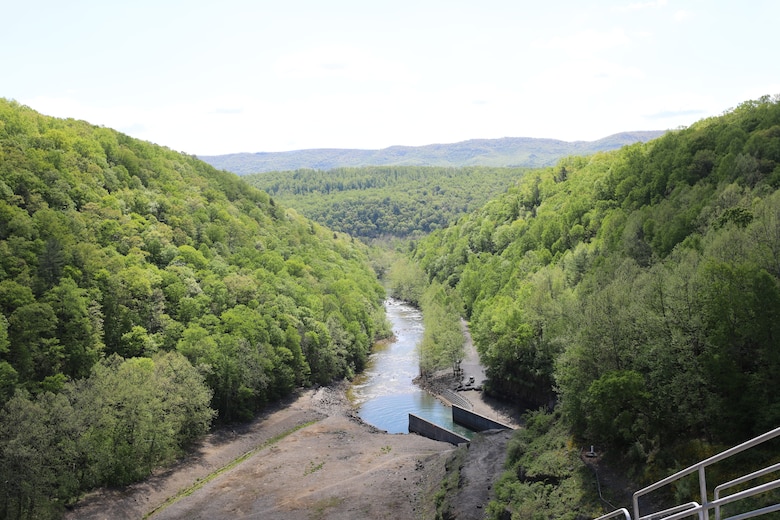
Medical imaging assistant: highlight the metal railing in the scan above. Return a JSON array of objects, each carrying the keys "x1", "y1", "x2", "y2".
[
  {"x1": 713, "y1": 462, "x2": 780, "y2": 520},
  {"x1": 595, "y1": 426, "x2": 780, "y2": 520},
  {"x1": 595, "y1": 508, "x2": 631, "y2": 520}
]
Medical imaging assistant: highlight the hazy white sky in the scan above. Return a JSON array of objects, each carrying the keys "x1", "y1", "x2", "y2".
[{"x1": 4, "y1": 0, "x2": 779, "y2": 155}]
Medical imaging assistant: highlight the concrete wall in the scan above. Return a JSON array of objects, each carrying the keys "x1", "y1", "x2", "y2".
[
  {"x1": 408, "y1": 414, "x2": 470, "y2": 445},
  {"x1": 452, "y1": 405, "x2": 513, "y2": 432}
]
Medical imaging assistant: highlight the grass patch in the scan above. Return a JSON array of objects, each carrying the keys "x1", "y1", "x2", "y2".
[
  {"x1": 485, "y1": 409, "x2": 602, "y2": 520},
  {"x1": 309, "y1": 496, "x2": 344, "y2": 519},
  {"x1": 144, "y1": 419, "x2": 321, "y2": 518},
  {"x1": 304, "y1": 460, "x2": 326, "y2": 476}
]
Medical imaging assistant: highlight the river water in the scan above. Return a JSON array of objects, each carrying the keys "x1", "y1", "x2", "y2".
[{"x1": 350, "y1": 298, "x2": 473, "y2": 437}]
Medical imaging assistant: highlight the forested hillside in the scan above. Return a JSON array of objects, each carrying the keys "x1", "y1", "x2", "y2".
[
  {"x1": 0, "y1": 99, "x2": 387, "y2": 519},
  {"x1": 200, "y1": 131, "x2": 665, "y2": 174},
  {"x1": 412, "y1": 96, "x2": 780, "y2": 513},
  {"x1": 244, "y1": 166, "x2": 528, "y2": 239}
]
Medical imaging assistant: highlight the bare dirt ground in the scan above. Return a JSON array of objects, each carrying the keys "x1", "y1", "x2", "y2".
[
  {"x1": 446, "y1": 429, "x2": 515, "y2": 520},
  {"x1": 66, "y1": 380, "x2": 521, "y2": 520},
  {"x1": 151, "y1": 384, "x2": 452, "y2": 520},
  {"x1": 66, "y1": 322, "x2": 523, "y2": 520}
]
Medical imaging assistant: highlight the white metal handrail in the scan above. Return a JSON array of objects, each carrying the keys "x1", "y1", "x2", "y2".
[
  {"x1": 594, "y1": 508, "x2": 631, "y2": 520},
  {"x1": 714, "y1": 462, "x2": 780, "y2": 520},
  {"x1": 722, "y1": 502, "x2": 780, "y2": 520},
  {"x1": 642, "y1": 502, "x2": 702, "y2": 520},
  {"x1": 594, "y1": 426, "x2": 780, "y2": 520}
]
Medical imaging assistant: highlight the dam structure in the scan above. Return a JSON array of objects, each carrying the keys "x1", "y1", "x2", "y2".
[{"x1": 408, "y1": 404, "x2": 514, "y2": 445}]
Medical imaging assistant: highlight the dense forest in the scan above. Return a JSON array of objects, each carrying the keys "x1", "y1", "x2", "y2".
[
  {"x1": 410, "y1": 95, "x2": 780, "y2": 515},
  {"x1": 0, "y1": 99, "x2": 387, "y2": 519},
  {"x1": 244, "y1": 165, "x2": 529, "y2": 239}
]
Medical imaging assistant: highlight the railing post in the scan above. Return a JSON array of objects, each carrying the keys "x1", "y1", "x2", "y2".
[
  {"x1": 633, "y1": 493, "x2": 640, "y2": 520},
  {"x1": 699, "y1": 465, "x2": 709, "y2": 520}
]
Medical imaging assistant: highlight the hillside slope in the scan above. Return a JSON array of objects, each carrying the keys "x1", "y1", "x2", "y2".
[
  {"x1": 244, "y1": 165, "x2": 530, "y2": 240},
  {"x1": 412, "y1": 95, "x2": 780, "y2": 514},
  {"x1": 0, "y1": 99, "x2": 387, "y2": 518},
  {"x1": 200, "y1": 131, "x2": 665, "y2": 174}
]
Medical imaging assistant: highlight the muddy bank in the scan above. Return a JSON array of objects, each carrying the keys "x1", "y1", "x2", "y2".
[
  {"x1": 66, "y1": 380, "x2": 521, "y2": 520},
  {"x1": 437, "y1": 429, "x2": 515, "y2": 520},
  {"x1": 65, "y1": 389, "x2": 330, "y2": 520},
  {"x1": 152, "y1": 385, "x2": 452, "y2": 520},
  {"x1": 66, "y1": 383, "x2": 454, "y2": 520},
  {"x1": 65, "y1": 296, "x2": 523, "y2": 519},
  {"x1": 417, "y1": 372, "x2": 522, "y2": 519}
]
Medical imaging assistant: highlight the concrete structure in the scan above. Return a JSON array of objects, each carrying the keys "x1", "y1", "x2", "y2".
[
  {"x1": 452, "y1": 405, "x2": 513, "y2": 432},
  {"x1": 408, "y1": 414, "x2": 470, "y2": 445}
]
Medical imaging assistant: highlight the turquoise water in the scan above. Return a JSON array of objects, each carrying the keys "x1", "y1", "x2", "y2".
[{"x1": 351, "y1": 299, "x2": 473, "y2": 438}]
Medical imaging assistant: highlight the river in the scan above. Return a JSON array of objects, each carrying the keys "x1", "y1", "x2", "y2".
[{"x1": 349, "y1": 298, "x2": 473, "y2": 437}]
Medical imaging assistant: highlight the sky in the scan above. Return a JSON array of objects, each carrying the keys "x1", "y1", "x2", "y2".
[{"x1": 3, "y1": 0, "x2": 779, "y2": 155}]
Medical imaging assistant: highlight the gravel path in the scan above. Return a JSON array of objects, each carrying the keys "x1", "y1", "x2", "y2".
[{"x1": 460, "y1": 318, "x2": 486, "y2": 387}]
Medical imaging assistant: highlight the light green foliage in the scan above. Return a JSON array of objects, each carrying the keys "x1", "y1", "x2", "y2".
[
  {"x1": 418, "y1": 282, "x2": 464, "y2": 377},
  {"x1": 0, "y1": 352, "x2": 214, "y2": 518},
  {"x1": 244, "y1": 165, "x2": 528, "y2": 240},
  {"x1": 44, "y1": 278, "x2": 103, "y2": 378},
  {"x1": 413, "y1": 95, "x2": 780, "y2": 470},
  {"x1": 386, "y1": 255, "x2": 427, "y2": 305},
  {"x1": 72, "y1": 354, "x2": 213, "y2": 486},
  {"x1": 0, "y1": 315, "x2": 8, "y2": 356},
  {"x1": 487, "y1": 409, "x2": 600, "y2": 520},
  {"x1": 0, "y1": 99, "x2": 388, "y2": 516},
  {"x1": 0, "y1": 98, "x2": 385, "y2": 411}
]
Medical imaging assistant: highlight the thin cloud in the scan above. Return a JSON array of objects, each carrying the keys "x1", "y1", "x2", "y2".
[
  {"x1": 620, "y1": 0, "x2": 669, "y2": 11},
  {"x1": 532, "y1": 59, "x2": 645, "y2": 92},
  {"x1": 213, "y1": 108, "x2": 244, "y2": 115},
  {"x1": 645, "y1": 108, "x2": 706, "y2": 120},
  {"x1": 534, "y1": 28, "x2": 631, "y2": 55},
  {"x1": 274, "y1": 45, "x2": 416, "y2": 83},
  {"x1": 673, "y1": 10, "x2": 693, "y2": 22}
]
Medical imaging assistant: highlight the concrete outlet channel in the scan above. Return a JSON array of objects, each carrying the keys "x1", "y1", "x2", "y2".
[{"x1": 408, "y1": 405, "x2": 513, "y2": 445}]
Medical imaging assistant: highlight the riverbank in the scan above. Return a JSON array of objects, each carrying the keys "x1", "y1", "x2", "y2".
[
  {"x1": 65, "y1": 297, "x2": 522, "y2": 519},
  {"x1": 415, "y1": 314, "x2": 522, "y2": 430},
  {"x1": 65, "y1": 380, "x2": 520, "y2": 519}
]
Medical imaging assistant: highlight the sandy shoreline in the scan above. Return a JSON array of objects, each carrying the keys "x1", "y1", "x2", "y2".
[{"x1": 65, "y1": 378, "x2": 519, "y2": 520}]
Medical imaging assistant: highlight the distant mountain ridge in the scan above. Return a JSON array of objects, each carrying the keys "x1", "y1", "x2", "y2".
[{"x1": 199, "y1": 131, "x2": 666, "y2": 174}]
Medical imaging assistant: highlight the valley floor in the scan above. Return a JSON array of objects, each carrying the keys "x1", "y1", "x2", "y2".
[{"x1": 66, "y1": 381, "x2": 519, "y2": 520}]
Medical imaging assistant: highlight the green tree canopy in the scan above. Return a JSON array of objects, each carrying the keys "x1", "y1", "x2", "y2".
[
  {"x1": 0, "y1": 98, "x2": 390, "y2": 518},
  {"x1": 414, "y1": 95, "x2": 780, "y2": 463}
]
